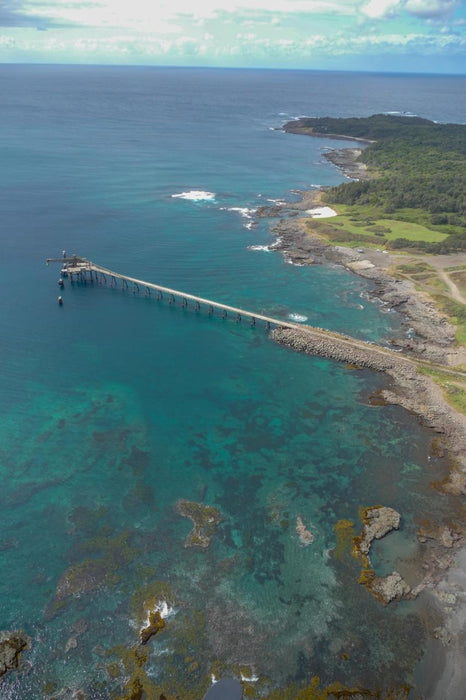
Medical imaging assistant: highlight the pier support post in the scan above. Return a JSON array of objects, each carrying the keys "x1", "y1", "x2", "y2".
[
  {"x1": 169, "y1": 294, "x2": 175, "y2": 304},
  {"x1": 208, "y1": 305, "x2": 213, "y2": 316},
  {"x1": 182, "y1": 297, "x2": 188, "y2": 308},
  {"x1": 236, "y1": 313, "x2": 241, "y2": 323},
  {"x1": 222, "y1": 310, "x2": 227, "y2": 319},
  {"x1": 195, "y1": 301, "x2": 200, "y2": 312},
  {"x1": 250, "y1": 317, "x2": 255, "y2": 327},
  {"x1": 157, "y1": 290, "x2": 163, "y2": 300}
]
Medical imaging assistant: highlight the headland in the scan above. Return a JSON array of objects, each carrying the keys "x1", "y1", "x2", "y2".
[{"x1": 265, "y1": 114, "x2": 466, "y2": 699}]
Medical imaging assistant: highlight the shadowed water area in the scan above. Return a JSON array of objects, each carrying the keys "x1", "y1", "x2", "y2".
[{"x1": 0, "y1": 66, "x2": 465, "y2": 698}]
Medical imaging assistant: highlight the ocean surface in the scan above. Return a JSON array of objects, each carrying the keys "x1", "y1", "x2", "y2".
[{"x1": 1, "y1": 66, "x2": 465, "y2": 699}]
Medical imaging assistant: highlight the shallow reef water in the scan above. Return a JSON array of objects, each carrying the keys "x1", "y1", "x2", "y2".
[{"x1": 1, "y1": 65, "x2": 465, "y2": 697}]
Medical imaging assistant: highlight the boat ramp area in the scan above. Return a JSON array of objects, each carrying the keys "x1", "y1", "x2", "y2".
[{"x1": 45, "y1": 254, "x2": 430, "y2": 376}]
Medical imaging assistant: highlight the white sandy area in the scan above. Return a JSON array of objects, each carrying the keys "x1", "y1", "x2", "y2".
[{"x1": 305, "y1": 206, "x2": 337, "y2": 218}]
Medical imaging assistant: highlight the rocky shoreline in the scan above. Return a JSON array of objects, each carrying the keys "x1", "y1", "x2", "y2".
[
  {"x1": 268, "y1": 216, "x2": 466, "y2": 470},
  {"x1": 262, "y1": 156, "x2": 466, "y2": 697}
]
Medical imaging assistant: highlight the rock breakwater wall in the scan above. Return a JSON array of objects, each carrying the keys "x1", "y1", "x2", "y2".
[{"x1": 272, "y1": 326, "x2": 415, "y2": 376}]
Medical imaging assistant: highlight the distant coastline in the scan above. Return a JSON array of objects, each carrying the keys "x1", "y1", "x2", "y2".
[{"x1": 266, "y1": 115, "x2": 466, "y2": 700}]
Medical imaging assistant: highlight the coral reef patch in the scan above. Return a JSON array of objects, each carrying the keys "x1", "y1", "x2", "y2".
[{"x1": 176, "y1": 500, "x2": 222, "y2": 548}]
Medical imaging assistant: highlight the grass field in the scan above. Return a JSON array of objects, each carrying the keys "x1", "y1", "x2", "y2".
[
  {"x1": 303, "y1": 204, "x2": 466, "y2": 347},
  {"x1": 320, "y1": 204, "x2": 448, "y2": 245}
]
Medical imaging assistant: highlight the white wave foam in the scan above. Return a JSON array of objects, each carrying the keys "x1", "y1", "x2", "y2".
[
  {"x1": 266, "y1": 198, "x2": 286, "y2": 206},
  {"x1": 220, "y1": 205, "x2": 257, "y2": 228},
  {"x1": 171, "y1": 190, "x2": 216, "y2": 201},
  {"x1": 241, "y1": 672, "x2": 259, "y2": 682},
  {"x1": 385, "y1": 111, "x2": 418, "y2": 117},
  {"x1": 248, "y1": 245, "x2": 270, "y2": 252},
  {"x1": 284, "y1": 256, "x2": 304, "y2": 266},
  {"x1": 288, "y1": 313, "x2": 308, "y2": 322}
]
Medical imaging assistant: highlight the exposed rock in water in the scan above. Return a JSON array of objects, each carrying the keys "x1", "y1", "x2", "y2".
[
  {"x1": 176, "y1": 499, "x2": 222, "y2": 548},
  {"x1": 359, "y1": 570, "x2": 411, "y2": 605},
  {"x1": 353, "y1": 506, "x2": 401, "y2": 564},
  {"x1": 296, "y1": 516, "x2": 314, "y2": 545},
  {"x1": 140, "y1": 610, "x2": 165, "y2": 645},
  {"x1": 0, "y1": 630, "x2": 29, "y2": 679}
]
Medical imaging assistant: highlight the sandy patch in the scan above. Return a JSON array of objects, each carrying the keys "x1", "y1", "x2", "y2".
[{"x1": 306, "y1": 206, "x2": 337, "y2": 218}]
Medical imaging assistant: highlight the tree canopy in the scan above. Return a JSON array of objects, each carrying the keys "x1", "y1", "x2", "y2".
[{"x1": 285, "y1": 115, "x2": 466, "y2": 252}]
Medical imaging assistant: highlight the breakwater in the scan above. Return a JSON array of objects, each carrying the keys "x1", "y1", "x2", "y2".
[{"x1": 272, "y1": 325, "x2": 416, "y2": 376}]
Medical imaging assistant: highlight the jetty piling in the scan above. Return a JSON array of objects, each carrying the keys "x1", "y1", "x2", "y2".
[{"x1": 45, "y1": 255, "x2": 466, "y2": 380}]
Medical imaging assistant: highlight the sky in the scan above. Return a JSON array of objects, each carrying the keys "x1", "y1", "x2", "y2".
[{"x1": 0, "y1": 0, "x2": 465, "y2": 73}]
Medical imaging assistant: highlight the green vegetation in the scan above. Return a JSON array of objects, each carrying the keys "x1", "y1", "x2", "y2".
[
  {"x1": 449, "y1": 269, "x2": 466, "y2": 298},
  {"x1": 418, "y1": 367, "x2": 466, "y2": 414},
  {"x1": 430, "y1": 295, "x2": 466, "y2": 345},
  {"x1": 289, "y1": 115, "x2": 466, "y2": 252},
  {"x1": 390, "y1": 262, "x2": 449, "y2": 293},
  {"x1": 321, "y1": 204, "x2": 448, "y2": 245}
]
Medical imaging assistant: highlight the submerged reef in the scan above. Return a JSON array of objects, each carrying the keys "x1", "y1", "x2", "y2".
[
  {"x1": 0, "y1": 630, "x2": 29, "y2": 680},
  {"x1": 176, "y1": 499, "x2": 222, "y2": 548},
  {"x1": 53, "y1": 530, "x2": 137, "y2": 603}
]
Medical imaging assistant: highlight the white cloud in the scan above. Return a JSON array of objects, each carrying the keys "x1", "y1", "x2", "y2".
[
  {"x1": 2, "y1": 23, "x2": 463, "y2": 61},
  {"x1": 1, "y1": 0, "x2": 464, "y2": 68},
  {"x1": 360, "y1": 0, "x2": 403, "y2": 18},
  {"x1": 12, "y1": 0, "x2": 357, "y2": 30},
  {"x1": 404, "y1": 0, "x2": 457, "y2": 18},
  {"x1": 360, "y1": 0, "x2": 459, "y2": 20}
]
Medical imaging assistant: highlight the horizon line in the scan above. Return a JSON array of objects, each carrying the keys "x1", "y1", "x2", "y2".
[{"x1": 0, "y1": 61, "x2": 465, "y2": 78}]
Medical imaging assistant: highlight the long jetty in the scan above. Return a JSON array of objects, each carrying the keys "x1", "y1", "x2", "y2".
[
  {"x1": 47, "y1": 255, "x2": 296, "y2": 328},
  {"x1": 46, "y1": 255, "x2": 466, "y2": 378}
]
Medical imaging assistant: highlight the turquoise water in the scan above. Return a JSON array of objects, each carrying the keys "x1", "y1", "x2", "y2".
[{"x1": 1, "y1": 66, "x2": 465, "y2": 698}]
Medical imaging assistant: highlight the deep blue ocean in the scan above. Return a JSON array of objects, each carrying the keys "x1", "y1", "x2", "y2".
[{"x1": 1, "y1": 65, "x2": 465, "y2": 699}]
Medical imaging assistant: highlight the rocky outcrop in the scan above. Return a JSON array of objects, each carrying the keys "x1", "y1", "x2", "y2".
[
  {"x1": 359, "y1": 570, "x2": 411, "y2": 605},
  {"x1": 296, "y1": 516, "x2": 314, "y2": 545},
  {"x1": 140, "y1": 610, "x2": 165, "y2": 645},
  {"x1": 323, "y1": 147, "x2": 372, "y2": 180},
  {"x1": 176, "y1": 500, "x2": 222, "y2": 548},
  {"x1": 353, "y1": 506, "x2": 401, "y2": 565},
  {"x1": 0, "y1": 630, "x2": 29, "y2": 679},
  {"x1": 417, "y1": 522, "x2": 463, "y2": 548}
]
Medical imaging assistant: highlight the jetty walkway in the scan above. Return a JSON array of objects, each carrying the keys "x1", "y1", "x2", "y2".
[{"x1": 46, "y1": 255, "x2": 466, "y2": 378}]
